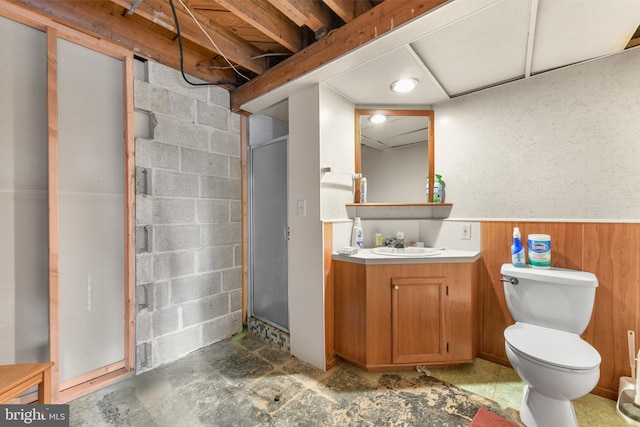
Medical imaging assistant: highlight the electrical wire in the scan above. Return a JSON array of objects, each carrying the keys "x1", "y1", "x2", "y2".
[
  {"x1": 174, "y1": 0, "x2": 251, "y2": 82},
  {"x1": 167, "y1": 0, "x2": 244, "y2": 86}
]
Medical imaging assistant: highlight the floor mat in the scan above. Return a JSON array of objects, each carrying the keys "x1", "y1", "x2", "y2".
[{"x1": 470, "y1": 407, "x2": 520, "y2": 427}]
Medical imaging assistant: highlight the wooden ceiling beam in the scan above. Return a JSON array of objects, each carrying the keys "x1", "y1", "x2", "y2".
[
  {"x1": 322, "y1": 0, "x2": 360, "y2": 23},
  {"x1": 230, "y1": 0, "x2": 448, "y2": 112},
  {"x1": 211, "y1": 0, "x2": 304, "y2": 53},
  {"x1": 110, "y1": 0, "x2": 267, "y2": 74},
  {"x1": 12, "y1": 0, "x2": 241, "y2": 87},
  {"x1": 267, "y1": 0, "x2": 337, "y2": 34}
]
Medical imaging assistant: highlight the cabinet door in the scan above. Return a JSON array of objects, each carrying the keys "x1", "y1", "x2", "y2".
[{"x1": 391, "y1": 277, "x2": 447, "y2": 364}]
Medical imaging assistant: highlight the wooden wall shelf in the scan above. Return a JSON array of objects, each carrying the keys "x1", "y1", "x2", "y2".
[{"x1": 346, "y1": 203, "x2": 453, "y2": 220}]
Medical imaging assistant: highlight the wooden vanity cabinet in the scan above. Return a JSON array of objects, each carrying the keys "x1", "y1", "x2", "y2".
[{"x1": 334, "y1": 260, "x2": 480, "y2": 371}]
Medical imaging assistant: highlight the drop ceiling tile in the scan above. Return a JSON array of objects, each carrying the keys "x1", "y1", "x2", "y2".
[
  {"x1": 411, "y1": 0, "x2": 531, "y2": 96},
  {"x1": 361, "y1": 116, "x2": 429, "y2": 149},
  {"x1": 324, "y1": 46, "x2": 449, "y2": 105},
  {"x1": 531, "y1": 0, "x2": 640, "y2": 74}
]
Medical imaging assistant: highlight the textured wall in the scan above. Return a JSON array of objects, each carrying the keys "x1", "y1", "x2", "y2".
[
  {"x1": 435, "y1": 47, "x2": 640, "y2": 220},
  {"x1": 134, "y1": 62, "x2": 242, "y2": 372}
]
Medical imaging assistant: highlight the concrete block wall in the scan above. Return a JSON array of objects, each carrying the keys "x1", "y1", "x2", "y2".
[{"x1": 134, "y1": 61, "x2": 242, "y2": 372}]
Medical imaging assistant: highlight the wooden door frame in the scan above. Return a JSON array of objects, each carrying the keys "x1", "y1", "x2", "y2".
[{"x1": 1, "y1": 2, "x2": 136, "y2": 403}]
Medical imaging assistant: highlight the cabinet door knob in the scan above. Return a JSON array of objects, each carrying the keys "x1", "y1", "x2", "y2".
[{"x1": 393, "y1": 285, "x2": 399, "y2": 290}]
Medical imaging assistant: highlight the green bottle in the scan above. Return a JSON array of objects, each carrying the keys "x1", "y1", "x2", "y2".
[{"x1": 427, "y1": 174, "x2": 445, "y2": 203}]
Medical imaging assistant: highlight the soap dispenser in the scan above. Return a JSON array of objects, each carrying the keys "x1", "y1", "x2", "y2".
[{"x1": 351, "y1": 217, "x2": 364, "y2": 249}]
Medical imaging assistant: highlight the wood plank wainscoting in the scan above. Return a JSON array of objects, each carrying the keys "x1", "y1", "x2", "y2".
[
  {"x1": 481, "y1": 221, "x2": 639, "y2": 400},
  {"x1": 325, "y1": 221, "x2": 639, "y2": 400}
]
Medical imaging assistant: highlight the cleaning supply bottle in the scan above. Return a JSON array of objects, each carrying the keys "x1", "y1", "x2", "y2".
[
  {"x1": 359, "y1": 177, "x2": 367, "y2": 203},
  {"x1": 511, "y1": 227, "x2": 526, "y2": 267},
  {"x1": 426, "y1": 174, "x2": 445, "y2": 203},
  {"x1": 351, "y1": 217, "x2": 364, "y2": 249},
  {"x1": 434, "y1": 174, "x2": 444, "y2": 203}
]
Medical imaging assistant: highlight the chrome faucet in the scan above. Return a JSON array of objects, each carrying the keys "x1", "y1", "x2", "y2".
[{"x1": 386, "y1": 231, "x2": 405, "y2": 248}]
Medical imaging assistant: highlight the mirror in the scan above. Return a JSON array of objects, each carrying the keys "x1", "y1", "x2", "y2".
[{"x1": 355, "y1": 109, "x2": 434, "y2": 203}]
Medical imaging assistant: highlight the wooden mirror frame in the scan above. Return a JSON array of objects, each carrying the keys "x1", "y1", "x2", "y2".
[{"x1": 354, "y1": 109, "x2": 435, "y2": 203}]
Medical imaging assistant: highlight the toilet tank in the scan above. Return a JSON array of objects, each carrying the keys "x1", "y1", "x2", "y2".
[{"x1": 501, "y1": 264, "x2": 598, "y2": 335}]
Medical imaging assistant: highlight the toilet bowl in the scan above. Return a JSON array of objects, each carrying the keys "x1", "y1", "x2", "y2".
[{"x1": 505, "y1": 322, "x2": 601, "y2": 427}]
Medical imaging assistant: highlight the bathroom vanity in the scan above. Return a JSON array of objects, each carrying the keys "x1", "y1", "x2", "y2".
[{"x1": 333, "y1": 249, "x2": 481, "y2": 371}]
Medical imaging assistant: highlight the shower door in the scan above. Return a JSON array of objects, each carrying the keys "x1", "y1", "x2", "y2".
[{"x1": 249, "y1": 136, "x2": 289, "y2": 331}]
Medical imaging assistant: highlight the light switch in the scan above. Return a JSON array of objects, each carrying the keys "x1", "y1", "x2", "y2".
[{"x1": 297, "y1": 199, "x2": 306, "y2": 216}]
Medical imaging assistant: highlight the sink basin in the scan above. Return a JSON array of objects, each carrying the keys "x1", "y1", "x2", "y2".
[{"x1": 370, "y1": 247, "x2": 441, "y2": 257}]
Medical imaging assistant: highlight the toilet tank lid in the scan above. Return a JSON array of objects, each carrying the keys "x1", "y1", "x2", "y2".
[
  {"x1": 501, "y1": 264, "x2": 598, "y2": 288},
  {"x1": 505, "y1": 323, "x2": 601, "y2": 370}
]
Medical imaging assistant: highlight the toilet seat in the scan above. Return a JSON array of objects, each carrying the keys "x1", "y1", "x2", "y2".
[{"x1": 505, "y1": 323, "x2": 601, "y2": 370}]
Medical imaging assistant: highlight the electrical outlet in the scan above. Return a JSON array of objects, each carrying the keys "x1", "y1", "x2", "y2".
[{"x1": 460, "y1": 223, "x2": 471, "y2": 240}]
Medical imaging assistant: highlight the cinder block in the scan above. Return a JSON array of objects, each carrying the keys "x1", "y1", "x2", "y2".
[
  {"x1": 197, "y1": 246, "x2": 234, "y2": 273},
  {"x1": 200, "y1": 176, "x2": 241, "y2": 200},
  {"x1": 229, "y1": 289, "x2": 242, "y2": 312},
  {"x1": 153, "y1": 326, "x2": 201, "y2": 368},
  {"x1": 182, "y1": 148, "x2": 229, "y2": 177},
  {"x1": 137, "y1": 311, "x2": 153, "y2": 342},
  {"x1": 202, "y1": 311, "x2": 242, "y2": 346},
  {"x1": 136, "y1": 195, "x2": 153, "y2": 225},
  {"x1": 153, "y1": 281, "x2": 171, "y2": 310},
  {"x1": 222, "y1": 268, "x2": 242, "y2": 292},
  {"x1": 210, "y1": 128, "x2": 241, "y2": 157},
  {"x1": 153, "y1": 170, "x2": 200, "y2": 198},
  {"x1": 153, "y1": 114, "x2": 208, "y2": 151},
  {"x1": 135, "y1": 225, "x2": 152, "y2": 253},
  {"x1": 134, "y1": 79, "x2": 195, "y2": 121},
  {"x1": 147, "y1": 62, "x2": 207, "y2": 102},
  {"x1": 202, "y1": 223, "x2": 241, "y2": 246},
  {"x1": 181, "y1": 294, "x2": 229, "y2": 327},
  {"x1": 135, "y1": 166, "x2": 152, "y2": 196},
  {"x1": 208, "y1": 85, "x2": 230, "y2": 108},
  {"x1": 135, "y1": 138, "x2": 179, "y2": 170},
  {"x1": 197, "y1": 199, "x2": 229, "y2": 224},
  {"x1": 152, "y1": 306, "x2": 180, "y2": 337},
  {"x1": 136, "y1": 341, "x2": 153, "y2": 373},
  {"x1": 229, "y1": 201, "x2": 241, "y2": 222},
  {"x1": 153, "y1": 224, "x2": 201, "y2": 252},
  {"x1": 136, "y1": 253, "x2": 154, "y2": 284},
  {"x1": 229, "y1": 156, "x2": 241, "y2": 180},
  {"x1": 170, "y1": 272, "x2": 222, "y2": 304},
  {"x1": 233, "y1": 245, "x2": 242, "y2": 267},
  {"x1": 153, "y1": 251, "x2": 196, "y2": 281},
  {"x1": 228, "y1": 112, "x2": 241, "y2": 134},
  {"x1": 196, "y1": 100, "x2": 228, "y2": 130},
  {"x1": 153, "y1": 198, "x2": 196, "y2": 224},
  {"x1": 136, "y1": 282, "x2": 153, "y2": 312}
]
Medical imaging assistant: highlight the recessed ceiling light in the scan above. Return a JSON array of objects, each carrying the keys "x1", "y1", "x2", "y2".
[
  {"x1": 391, "y1": 78, "x2": 419, "y2": 94},
  {"x1": 369, "y1": 114, "x2": 387, "y2": 124}
]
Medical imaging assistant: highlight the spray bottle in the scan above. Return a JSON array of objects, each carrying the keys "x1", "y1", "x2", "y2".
[{"x1": 511, "y1": 227, "x2": 526, "y2": 267}]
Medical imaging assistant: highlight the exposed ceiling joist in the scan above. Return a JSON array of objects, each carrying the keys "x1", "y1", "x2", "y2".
[
  {"x1": 267, "y1": 0, "x2": 339, "y2": 35},
  {"x1": 13, "y1": 0, "x2": 241, "y2": 84},
  {"x1": 198, "y1": 0, "x2": 304, "y2": 53},
  {"x1": 111, "y1": 0, "x2": 267, "y2": 74},
  {"x1": 229, "y1": 0, "x2": 449, "y2": 111}
]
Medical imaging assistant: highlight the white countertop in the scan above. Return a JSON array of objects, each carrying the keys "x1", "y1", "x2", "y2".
[{"x1": 332, "y1": 248, "x2": 481, "y2": 265}]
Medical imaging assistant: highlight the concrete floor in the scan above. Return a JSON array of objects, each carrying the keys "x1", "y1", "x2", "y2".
[
  {"x1": 69, "y1": 331, "x2": 520, "y2": 426},
  {"x1": 69, "y1": 330, "x2": 624, "y2": 426}
]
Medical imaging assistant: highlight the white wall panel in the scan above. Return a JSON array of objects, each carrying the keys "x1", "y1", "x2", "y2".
[
  {"x1": 57, "y1": 39, "x2": 125, "y2": 381},
  {"x1": 0, "y1": 16, "x2": 49, "y2": 364},
  {"x1": 319, "y1": 85, "x2": 355, "y2": 220},
  {"x1": 434, "y1": 48, "x2": 640, "y2": 220},
  {"x1": 288, "y1": 86, "x2": 325, "y2": 369}
]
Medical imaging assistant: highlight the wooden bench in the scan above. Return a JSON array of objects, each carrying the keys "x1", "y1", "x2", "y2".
[{"x1": 0, "y1": 362, "x2": 54, "y2": 404}]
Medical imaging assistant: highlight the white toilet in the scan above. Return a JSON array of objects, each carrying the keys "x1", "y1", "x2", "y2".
[{"x1": 501, "y1": 263, "x2": 601, "y2": 427}]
